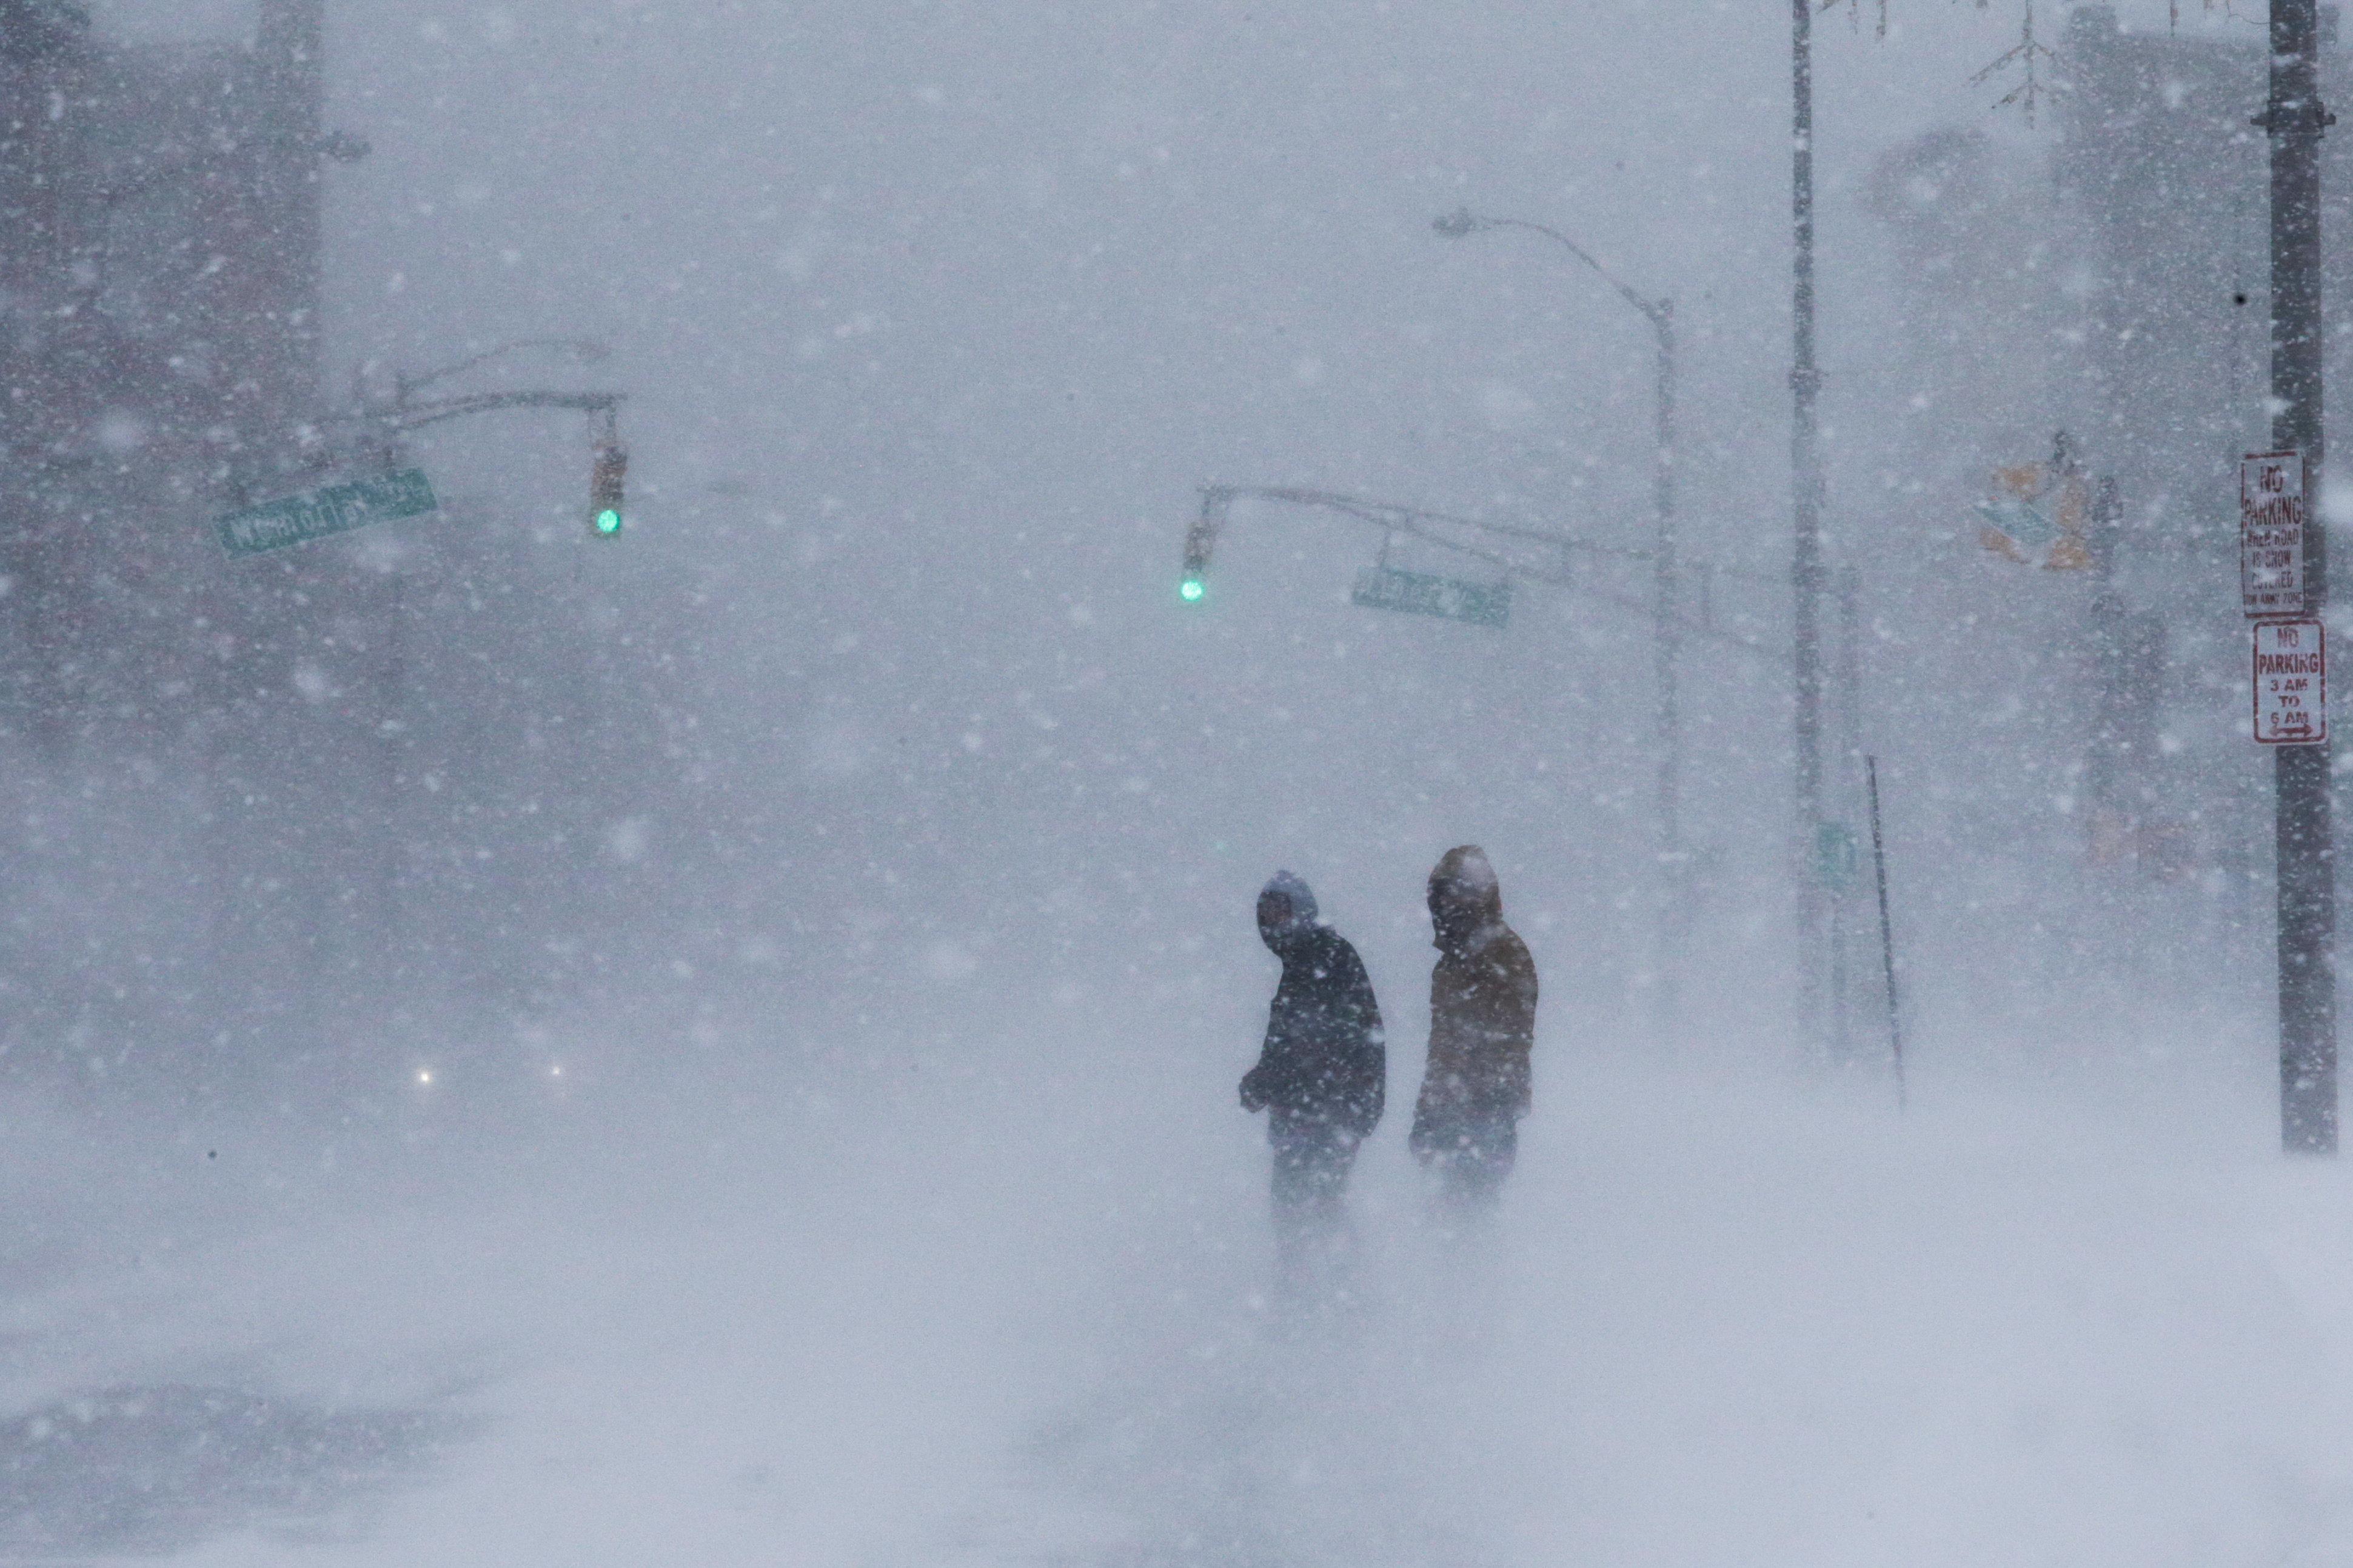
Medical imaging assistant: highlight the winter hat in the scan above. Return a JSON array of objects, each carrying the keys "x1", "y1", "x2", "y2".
[{"x1": 1259, "y1": 869, "x2": 1320, "y2": 927}]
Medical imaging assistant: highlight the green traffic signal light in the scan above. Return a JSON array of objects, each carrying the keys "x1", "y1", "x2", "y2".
[
  {"x1": 588, "y1": 435, "x2": 628, "y2": 538},
  {"x1": 1179, "y1": 576, "x2": 1205, "y2": 602}
]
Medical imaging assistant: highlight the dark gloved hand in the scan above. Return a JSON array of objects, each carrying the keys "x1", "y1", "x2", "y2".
[{"x1": 1238, "y1": 1065, "x2": 1267, "y2": 1112}]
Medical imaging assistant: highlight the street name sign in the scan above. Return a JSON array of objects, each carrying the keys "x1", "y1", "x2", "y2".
[
  {"x1": 213, "y1": 467, "x2": 439, "y2": 556},
  {"x1": 2255, "y1": 619, "x2": 2327, "y2": 745},
  {"x1": 2242, "y1": 450, "x2": 2306, "y2": 616},
  {"x1": 1350, "y1": 564, "x2": 1511, "y2": 629}
]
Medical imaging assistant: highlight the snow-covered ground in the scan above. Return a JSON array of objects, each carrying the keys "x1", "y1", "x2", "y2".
[{"x1": 10, "y1": 1006, "x2": 2353, "y2": 1568}]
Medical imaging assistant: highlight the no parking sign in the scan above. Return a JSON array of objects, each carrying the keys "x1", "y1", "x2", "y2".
[{"x1": 2254, "y1": 620, "x2": 2326, "y2": 745}]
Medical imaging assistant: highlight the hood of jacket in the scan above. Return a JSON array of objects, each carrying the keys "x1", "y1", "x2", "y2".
[
  {"x1": 1258, "y1": 869, "x2": 1322, "y2": 955},
  {"x1": 1428, "y1": 844, "x2": 1504, "y2": 953}
]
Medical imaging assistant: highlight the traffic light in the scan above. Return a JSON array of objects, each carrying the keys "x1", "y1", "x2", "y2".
[
  {"x1": 1179, "y1": 486, "x2": 1230, "y2": 604},
  {"x1": 589, "y1": 435, "x2": 628, "y2": 536}
]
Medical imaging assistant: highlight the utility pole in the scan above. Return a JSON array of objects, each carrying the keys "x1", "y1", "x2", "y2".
[
  {"x1": 2263, "y1": 0, "x2": 2337, "y2": 1153},
  {"x1": 1791, "y1": 0, "x2": 1830, "y2": 1052}
]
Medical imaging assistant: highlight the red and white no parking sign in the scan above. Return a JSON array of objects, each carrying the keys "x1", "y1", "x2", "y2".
[{"x1": 2254, "y1": 619, "x2": 2327, "y2": 745}]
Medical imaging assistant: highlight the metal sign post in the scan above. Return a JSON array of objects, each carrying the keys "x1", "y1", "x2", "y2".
[
  {"x1": 2258, "y1": 0, "x2": 2337, "y2": 1155},
  {"x1": 1866, "y1": 756, "x2": 1905, "y2": 1112}
]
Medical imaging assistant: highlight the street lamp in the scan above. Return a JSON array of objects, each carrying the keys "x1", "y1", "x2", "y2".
[{"x1": 1435, "y1": 207, "x2": 1685, "y2": 1043}]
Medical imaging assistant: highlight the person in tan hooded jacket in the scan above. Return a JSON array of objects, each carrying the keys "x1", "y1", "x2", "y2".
[{"x1": 1410, "y1": 844, "x2": 1536, "y2": 1206}]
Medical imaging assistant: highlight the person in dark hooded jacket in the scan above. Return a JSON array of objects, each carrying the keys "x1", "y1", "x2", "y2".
[
  {"x1": 1410, "y1": 844, "x2": 1537, "y2": 1208},
  {"x1": 1239, "y1": 871, "x2": 1385, "y2": 1231}
]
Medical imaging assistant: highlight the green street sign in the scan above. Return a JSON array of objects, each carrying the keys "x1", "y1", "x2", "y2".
[
  {"x1": 1813, "y1": 821, "x2": 1859, "y2": 891},
  {"x1": 213, "y1": 467, "x2": 439, "y2": 556},
  {"x1": 1350, "y1": 564, "x2": 1511, "y2": 629}
]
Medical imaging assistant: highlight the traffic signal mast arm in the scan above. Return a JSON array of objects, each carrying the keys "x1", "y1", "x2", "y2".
[
  {"x1": 393, "y1": 338, "x2": 607, "y2": 404},
  {"x1": 1182, "y1": 483, "x2": 1783, "y2": 658},
  {"x1": 382, "y1": 389, "x2": 623, "y2": 434},
  {"x1": 326, "y1": 388, "x2": 631, "y2": 538},
  {"x1": 1192, "y1": 484, "x2": 1648, "y2": 586}
]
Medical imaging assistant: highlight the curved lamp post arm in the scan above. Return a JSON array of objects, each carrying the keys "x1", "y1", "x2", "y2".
[
  {"x1": 1434, "y1": 209, "x2": 1670, "y2": 334},
  {"x1": 1430, "y1": 208, "x2": 1676, "y2": 554}
]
